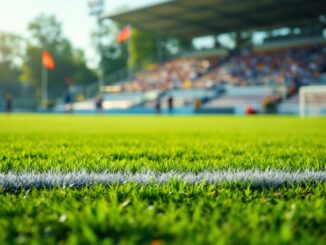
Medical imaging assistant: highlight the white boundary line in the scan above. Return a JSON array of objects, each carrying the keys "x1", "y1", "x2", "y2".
[{"x1": 0, "y1": 170, "x2": 325, "y2": 190}]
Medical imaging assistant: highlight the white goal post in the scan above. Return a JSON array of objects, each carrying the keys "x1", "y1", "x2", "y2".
[{"x1": 299, "y1": 85, "x2": 326, "y2": 117}]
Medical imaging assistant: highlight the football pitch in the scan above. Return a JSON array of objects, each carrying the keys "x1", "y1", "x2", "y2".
[{"x1": 0, "y1": 115, "x2": 325, "y2": 244}]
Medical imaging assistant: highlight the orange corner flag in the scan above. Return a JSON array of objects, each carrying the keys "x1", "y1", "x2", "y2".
[
  {"x1": 116, "y1": 25, "x2": 131, "y2": 43},
  {"x1": 42, "y1": 51, "x2": 55, "y2": 70}
]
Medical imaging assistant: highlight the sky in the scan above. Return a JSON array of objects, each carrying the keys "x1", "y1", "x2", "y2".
[
  {"x1": 3, "y1": 0, "x2": 322, "y2": 68},
  {"x1": 0, "y1": 0, "x2": 165, "y2": 67}
]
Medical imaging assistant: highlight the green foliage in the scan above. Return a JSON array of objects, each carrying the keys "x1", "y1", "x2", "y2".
[
  {"x1": 128, "y1": 28, "x2": 157, "y2": 67},
  {"x1": 71, "y1": 50, "x2": 98, "y2": 86},
  {"x1": 92, "y1": 21, "x2": 129, "y2": 76},
  {"x1": 0, "y1": 32, "x2": 24, "y2": 82},
  {"x1": 0, "y1": 115, "x2": 325, "y2": 244},
  {"x1": 20, "y1": 15, "x2": 97, "y2": 98},
  {"x1": 27, "y1": 14, "x2": 65, "y2": 51},
  {"x1": 20, "y1": 46, "x2": 42, "y2": 90}
]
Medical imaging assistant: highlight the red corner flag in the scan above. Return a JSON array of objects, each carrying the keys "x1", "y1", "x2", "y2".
[
  {"x1": 116, "y1": 25, "x2": 131, "y2": 43},
  {"x1": 42, "y1": 51, "x2": 55, "y2": 70}
]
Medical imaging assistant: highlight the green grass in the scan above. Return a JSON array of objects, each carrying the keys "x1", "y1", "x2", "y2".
[{"x1": 0, "y1": 115, "x2": 325, "y2": 244}]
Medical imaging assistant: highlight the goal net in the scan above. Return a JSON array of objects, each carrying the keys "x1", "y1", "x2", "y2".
[{"x1": 299, "y1": 85, "x2": 326, "y2": 117}]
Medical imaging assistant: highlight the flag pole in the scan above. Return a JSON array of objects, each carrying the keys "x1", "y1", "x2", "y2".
[
  {"x1": 42, "y1": 65, "x2": 48, "y2": 105},
  {"x1": 98, "y1": 16, "x2": 104, "y2": 93}
]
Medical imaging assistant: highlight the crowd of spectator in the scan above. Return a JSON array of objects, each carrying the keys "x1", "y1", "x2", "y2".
[
  {"x1": 116, "y1": 44, "x2": 326, "y2": 93},
  {"x1": 195, "y1": 45, "x2": 326, "y2": 89},
  {"x1": 122, "y1": 58, "x2": 212, "y2": 92}
]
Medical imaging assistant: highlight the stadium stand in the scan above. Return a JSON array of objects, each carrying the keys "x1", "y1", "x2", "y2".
[
  {"x1": 203, "y1": 95, "x2": 265, "y2": 108},
  {"x1": 111, "y1": 44, "x2": 326, "y2": 94},
  {"x1": 54, "y1": 42, "x2": 326, "y2": 114},
  {"x1": 142, "y1": 89, "x2": 216, "y2": 109},
  {"x1": 197, "y1": 45, "x2": 326, "y2": 88},
  {"x1": 199, "y1": 85, "x2": 272, "y2": 113},
  {"x1": 120, "y1": 58, "x2": 213, "y2": 92}
]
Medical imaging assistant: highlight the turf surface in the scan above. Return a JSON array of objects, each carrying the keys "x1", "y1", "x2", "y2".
[{"x1": 0, "y1": 115, "x2": 325, "y2": 244}]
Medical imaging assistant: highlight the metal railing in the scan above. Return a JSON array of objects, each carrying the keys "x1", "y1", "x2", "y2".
[{"x1": 84, "y1": 56, "x2": 159, "y2": 98}]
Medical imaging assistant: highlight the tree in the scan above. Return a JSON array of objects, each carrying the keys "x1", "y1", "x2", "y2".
[
  {"x1": 127, "y1": 28, "x2": 195, "y2": 68},
  {"x1": 92, "y1": 20, "x2": 128, "y2": 77},
  {"x1": 27, "y1": 14, "x2": 65, "y2": 53},
  {"x1": 70, "y1": 49, "x2": 98, "y2": 86},
  {"x1": 21, "y1": 15, "x2": 97, "y2": 99},
  {"x1": 128, "y1": 28, "x2": 157, "y2": 68},
  {"x1": 0, "y1": 32, "x2": 24, "y2": 81}
]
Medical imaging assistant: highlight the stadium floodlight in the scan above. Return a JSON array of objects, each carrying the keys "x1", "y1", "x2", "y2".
[
  {"x1": 299, "y1": 85, "x2": 326, "y2": 117},
  {"x1": 88, "y1": 0, "x2": 104, "y2": 16},
  {"x1": 88, "y1": 0, "x2": 105, "y2": 93}
]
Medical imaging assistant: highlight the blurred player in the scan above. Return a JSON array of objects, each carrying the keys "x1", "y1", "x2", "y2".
[
  {"x1": 64, "y1": 89, "x2": 72, "y2": 113},
  {"x1": 5, "y1": 93, "x2": 13, "y2": 114},
  {"x1": 95, "y1": 95, "x2": 104, "y2": 113},
  {"x1": 167, "y1": 94, "x2": 174, "y2": 114},
  {"x1": 155, "y1": 96, "x2": 161, "y2": 114}
]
